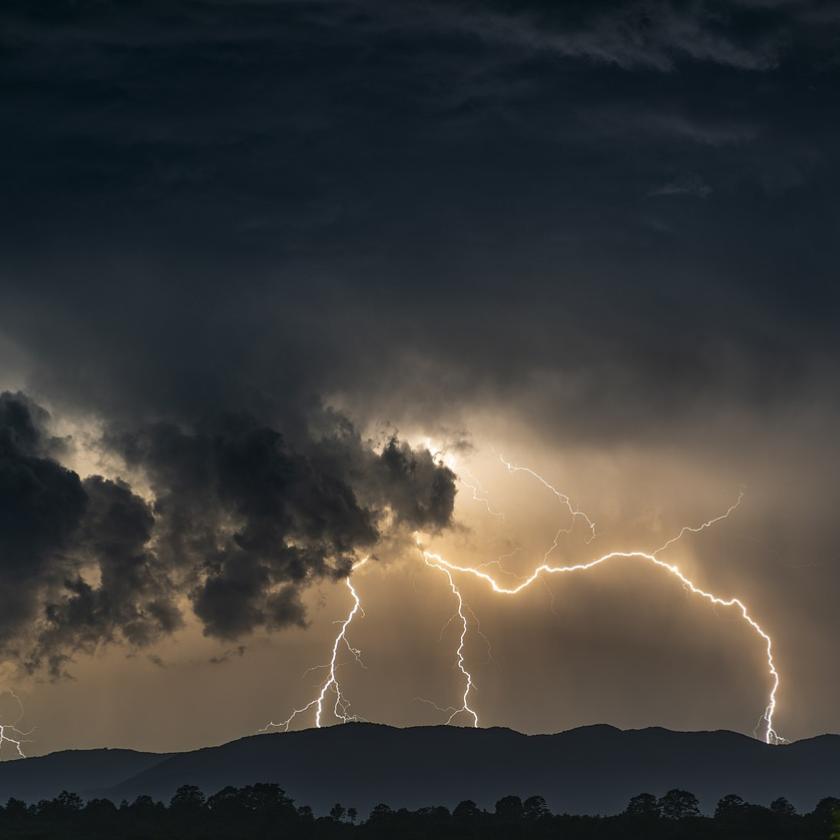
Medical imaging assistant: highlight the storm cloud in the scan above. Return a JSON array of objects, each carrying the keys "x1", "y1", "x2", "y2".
[
  {"x1": 1, "y1": 0, "x2": 839, "y2": 445},
  {"x1": 1, "y1": 0, "x2": 839, "y2": 745},
  {"x1": 0, "y1": 393, "x2": 455, "y2": 675}
]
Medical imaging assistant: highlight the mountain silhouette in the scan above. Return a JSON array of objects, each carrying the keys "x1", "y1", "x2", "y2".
[
  {"x1": 0, "y1": 747, "x2": 171, "y2": 803},
  {"x1": 0, "y1": 724, "x2": 837, "y2": 815}
]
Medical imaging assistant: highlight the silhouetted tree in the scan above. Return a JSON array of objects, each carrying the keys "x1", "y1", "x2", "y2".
[
  {"x1": 4, "y1": 797, "x2": 27, "y2": 820},
  {"x1": 239, "y1": 783, "x2": 296, "y2": 815},
  {"x1": 206, "y1": 785, "x2": 241, "y2": 818},
  {"x1": 659, "y1": 788, "x2": 701, "y2": 819},
  {"x1": 58, "y1": 791, "x2": 84, "y2": 812},
  {"x1": 298, "y1": 804, "x2": 314, "y2": 821},
  {"x1": 37, "y1": 789, "x2": 84, "y2": 820},
  {"x1": 83, "y1": 798, "x2": 117, "y2": 819},
  {"x1": 770, "y1": 796, "x2": 796, "y2": 816},
  {"x1": 170, "y1": 784, "x2": 206, "y2": 814},
  {"x1": 523, "y1": 794, "x2": 550, "y2": 820},
  {"x1": 495, "y1": 794, "x2": 524, "y2": 822},
  {"x1": 715, "y1": 793, "x2": 747, "y2": 819},
  {"x1": 815, "y1": 797, "x2": 840, "y2": 838},
  {"x1": 368, "y1": 803, "x2": 393, "y2": 824},
  {"x1": 625, "y1": 792, "x2": 660, "y2": 818},
  {"x1": 129, "y1": 793, "x2": 165, "y2": 816},
  {"x1": 0, "y1": 783, "x2": 826, "y2": 839},
  {"x1": 453, "y1": 799, "x2": 481, "y2": 820}
]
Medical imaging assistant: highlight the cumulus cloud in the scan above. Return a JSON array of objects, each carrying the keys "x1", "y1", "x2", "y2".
[
  {"x1": 0, "y1": 393, "x2": 87, "y2": 656},
  {"x1": 0, "y1": 393, "x2": 456, "y2": 675}
]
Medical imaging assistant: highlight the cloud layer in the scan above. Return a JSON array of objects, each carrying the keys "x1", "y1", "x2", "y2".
[
  {"x1": 0, "y1": 393, "x2": 455, "y2": 676},
  {"x1": 0, "y1": 0, "x2": 839, "y2": 744}
]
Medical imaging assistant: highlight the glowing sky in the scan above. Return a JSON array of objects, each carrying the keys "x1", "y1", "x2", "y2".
[{"x1": 1, "y1": 0, "x2": 840, "y2": 756}]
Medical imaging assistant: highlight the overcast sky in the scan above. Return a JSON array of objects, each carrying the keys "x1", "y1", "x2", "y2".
[{"x1": 1, "y1": 0, "x2": 839, "y2": 756}]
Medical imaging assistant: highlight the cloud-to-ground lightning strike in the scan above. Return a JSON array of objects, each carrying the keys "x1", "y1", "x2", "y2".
[
  {"x1": 267, "y1": 451, "x2": 782, "y2": 746},
  {"x1": 419, "y1": 555, "x2": 479, "y2": 727},
  {"x1": 421, "y1": 490, "x2": 785, "y2": 745},
  {"x1": 264, "y1": 559, "x2": 368, "y2": 732},
  {"x1": 0, "y1": 689, "x2": 32, "y2": 759}
]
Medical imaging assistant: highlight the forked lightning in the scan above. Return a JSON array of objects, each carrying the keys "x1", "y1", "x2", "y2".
[
  {"x1": 269, "y1": 458, "x2": 784, "y2": 745},
  {"x1": 0, "y1": 689, "x2": 32, "y2": 759},
  {"x1": 263, "y1": 559, "x2": 368, "y2": 732}
]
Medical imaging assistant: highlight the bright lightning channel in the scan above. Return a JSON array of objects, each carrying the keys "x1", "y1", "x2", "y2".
[
  {"x1": 0, "y1": 689, "x2": 32, "y2": 759},
  {"x1": 421, "y1": 482, "x2": 784, "y2": 745},
  {"x1": 264, "y1": 558, "x2": 368, "y2": 732},
  {"x1": 266, "y1": 456, "x2": 782, "y2": 746},
  {"x1": 419, "y1": 556, "x2": 479, "y2": 726}
]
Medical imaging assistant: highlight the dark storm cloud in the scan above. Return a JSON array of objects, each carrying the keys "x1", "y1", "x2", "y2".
[
  {"x1": 31, "y1": 475, "x2": 182, "y2": 677},
  {"x1": 0, "y1": 0, "x2": 839, "y2": 680},
  {"x1": 1, "y1": 0, "x2": 839, "y2": 447},
  {"x1": 0, "y1": 393, "x2": 87, "y2": 647},
  {"x1": 119, "y1": 415, "x2": 455, "y2": 642},
  {"x1": 373, "y1": 0, "x2": 785, "y2": 71},
  {"x1": 376, "y1": 439, "x2": 457, "y2": 530},
  {"x1": 0, "y1": 393, "x2": 456, "y2": 674},
  {"x1": 114, "y1": 414, "x2": 379, "y2": 640},
  {"x1": 118, "y1": 418, "x2": 457, "y2": 642},
  {"x1": 0, "y1": 392, "x2": 178, "y2": 676}
]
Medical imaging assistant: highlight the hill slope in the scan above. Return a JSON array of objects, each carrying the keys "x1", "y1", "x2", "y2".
[
  {"x1": 1, "y1": 724, "x2": 838, "y2": 815},
  {"x1": 0, "y1": 748, "x2": 170, "y2": 803}
]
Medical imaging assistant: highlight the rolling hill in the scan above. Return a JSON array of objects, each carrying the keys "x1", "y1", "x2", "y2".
[{"x1": 0, "y1": 724, "x2": 837, "y2": 816}]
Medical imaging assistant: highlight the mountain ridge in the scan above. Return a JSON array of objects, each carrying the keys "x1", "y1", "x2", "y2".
[{"x1": 0, "y1": 723, "x2": 837, "y2": 815}]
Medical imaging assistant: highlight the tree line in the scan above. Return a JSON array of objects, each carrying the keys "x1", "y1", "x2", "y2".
[{"x1": 0, "y1": 783, "x2": 837, "y2": 839}]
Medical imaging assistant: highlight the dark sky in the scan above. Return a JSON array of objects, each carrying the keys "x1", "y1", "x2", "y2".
[{"x1": 1, "y1": 0, "x2": 839, "y2": 754}]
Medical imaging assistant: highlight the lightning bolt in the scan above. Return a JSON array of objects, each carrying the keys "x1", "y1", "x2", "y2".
[
  {"x1": 0, "y1": 689, "x2": 32, "y2": 759},
  {"x1": 498, "y1": 454, "x2": 597, "y2": 544},
  {"x1": 458, "y1": 468, "x2": 505, "y2": 519},
  {"x1": 421, "y1": 493, "x2": 784, "y2": 745},
  {"x1": 264, "y1": 558, "x2": 368, "y2": 732},
  {"x1": 420, "y1": 554, "x2": 478, "y2": 727},
  {"x1": 262, "y1": 453, "x2": 782, "y2": 747},
  {"x1": 652, "y1": 489, "x2": 744, "y2": 556}
]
